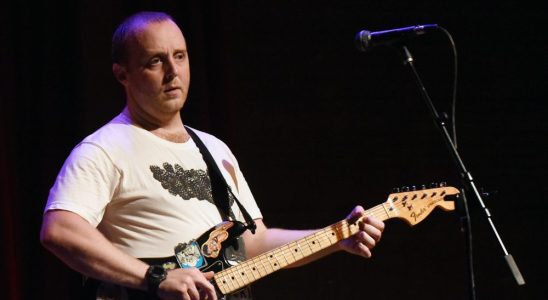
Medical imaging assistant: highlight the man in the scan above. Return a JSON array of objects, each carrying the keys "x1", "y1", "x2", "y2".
[{"x1": 40, "y1": 11, "x2": 384, "y2": 300}]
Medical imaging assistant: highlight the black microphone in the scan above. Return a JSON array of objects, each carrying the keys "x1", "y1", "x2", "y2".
[{"x1": 355, "y1": 24, "x2": 438, "y2": 51}]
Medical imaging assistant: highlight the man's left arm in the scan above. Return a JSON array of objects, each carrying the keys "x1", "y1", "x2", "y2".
[{"x1": 242, "y1": 205, "x2": 384, "y2": 267}]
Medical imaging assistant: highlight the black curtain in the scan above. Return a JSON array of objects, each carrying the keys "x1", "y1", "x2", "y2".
[{"x1": 1, "y1": 1, "x2": 546, "y2": 299}]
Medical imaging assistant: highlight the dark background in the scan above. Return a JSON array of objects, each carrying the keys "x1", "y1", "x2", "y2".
[{"x1": 1, "y1": 1, "x2": 546, "y2": 299}]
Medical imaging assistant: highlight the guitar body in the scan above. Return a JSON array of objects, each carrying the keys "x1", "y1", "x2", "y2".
[{"x1": 85, "y1": 221, "x2": 251, "y2": 300}]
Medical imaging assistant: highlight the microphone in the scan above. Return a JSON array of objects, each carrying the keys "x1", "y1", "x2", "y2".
[{"x1": 355, "y1": 24, "x2": 438, "y2": 51}]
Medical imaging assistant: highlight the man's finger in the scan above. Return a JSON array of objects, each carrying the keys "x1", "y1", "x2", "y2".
[
  {"x1": 365, "y1": 216, "x2": 385, "y2": 232},
  {"x1": 196, "y1": 273, "x2": 217, "y2": 300},
  {"x1": 203, "y1": 271, "x2": 215, "y2": 280},
  {"x1": 357, "y1": 231, "x2": 376, "y2": 249},
  {"x1": 356, "y1": 242, "x2": 372, "y2": 258},
  {"x1": 362, "y1": 224, "x2": 382, "y2": 242}
]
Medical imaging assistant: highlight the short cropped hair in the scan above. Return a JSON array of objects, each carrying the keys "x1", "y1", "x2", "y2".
[{"x1": 111, "y1": 11, "x2": 175, "y2": 64}]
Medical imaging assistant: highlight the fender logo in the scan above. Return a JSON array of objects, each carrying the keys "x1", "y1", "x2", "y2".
[{"x1": 409, "y1": 197, "x2": 441, "y2": 222}]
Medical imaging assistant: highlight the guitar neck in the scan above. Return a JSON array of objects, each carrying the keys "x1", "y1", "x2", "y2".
[{"x1": 214, "y1": 203, "x2": 392, "y2": 295}]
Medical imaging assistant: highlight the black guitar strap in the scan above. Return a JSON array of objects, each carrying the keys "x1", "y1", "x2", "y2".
[{"x1": 185, "y1": 126, "x2": 256, "y2": 234}]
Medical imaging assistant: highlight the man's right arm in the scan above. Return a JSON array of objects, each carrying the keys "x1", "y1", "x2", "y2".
[{"x1": 40, "y1": 210, "x2": 217, "y2": 300}]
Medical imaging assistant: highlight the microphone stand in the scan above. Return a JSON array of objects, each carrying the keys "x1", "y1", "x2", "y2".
[{"x1": 396, "y1": 45, "x2": 525, "y2": 299}]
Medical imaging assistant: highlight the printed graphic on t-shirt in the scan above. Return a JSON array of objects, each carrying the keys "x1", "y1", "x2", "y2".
[{"x1": 150, "y1": 162, "x2": 215, "y2": 204}]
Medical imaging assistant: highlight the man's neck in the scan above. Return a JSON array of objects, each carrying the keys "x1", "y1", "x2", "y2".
[{"x1": 123, "y1": 106, "x2": 190, "y2": 143}]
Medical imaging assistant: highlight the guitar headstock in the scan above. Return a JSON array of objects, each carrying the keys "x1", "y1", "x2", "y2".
[{"x1": 383, "y1": 185, "x2": 459, "y2": 226}]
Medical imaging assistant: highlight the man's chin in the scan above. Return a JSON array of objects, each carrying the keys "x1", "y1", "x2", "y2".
[{"x1": 161, "y1": 98, "x2": 186, "y2": 113}]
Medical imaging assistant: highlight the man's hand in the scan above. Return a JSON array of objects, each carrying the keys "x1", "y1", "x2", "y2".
[
  {"x1": 157, "y1": 268, "x2": 217, "y2": 300},
  {"x1": 338, "y1": 206, "x2": 385, "y2": 258}
]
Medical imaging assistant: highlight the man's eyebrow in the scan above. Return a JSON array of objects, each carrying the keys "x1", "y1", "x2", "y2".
[{"x1": 143, "y1": 48, "x2": 187, "y2": 56}]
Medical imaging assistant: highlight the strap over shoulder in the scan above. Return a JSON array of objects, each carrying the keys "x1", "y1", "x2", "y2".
[{"x1": 185, "y1": 126, "x2": 257, "y2": 234}]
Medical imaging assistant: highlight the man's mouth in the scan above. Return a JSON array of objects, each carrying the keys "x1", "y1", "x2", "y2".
[{"x1": 164, "y1": 87, "x2": 181, "y2": 93}]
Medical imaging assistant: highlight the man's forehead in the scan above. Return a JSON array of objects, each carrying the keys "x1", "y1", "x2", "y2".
[{"x1": 130, "y1": 21, "x2": 187, "y2": 52}]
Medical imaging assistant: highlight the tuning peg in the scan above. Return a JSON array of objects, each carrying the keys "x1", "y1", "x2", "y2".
[
  {"x1": 421, "y1": 184, "x2": 427, "y2": 190},
  {"x1": 401, "y1": 186, "x2": 410, "y2": 192},
  {"x1": 430, "y1": 182, "x2": 439, "y2": 188},
  {"x1": 439, "y1": 181, "x2": 447, "y2": 187},
  {"x1": 392, "y1": 187, "x2": 400, "y2": 193},
  {"x1": 411, "y1": 185, "x2": 417, "y2": 191}
]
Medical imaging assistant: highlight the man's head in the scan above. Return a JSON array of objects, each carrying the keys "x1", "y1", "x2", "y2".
[{"x1": 112, "y1": 12, "x2": 190, "y2": 124}]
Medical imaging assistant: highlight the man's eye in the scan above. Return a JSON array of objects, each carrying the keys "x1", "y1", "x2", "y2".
[
  {"x1": 175, "y1": 53, "x2": 186, "y2": 60},
  {"x1": 149, "y1": 58, "x2": 161, "y2": 65}
]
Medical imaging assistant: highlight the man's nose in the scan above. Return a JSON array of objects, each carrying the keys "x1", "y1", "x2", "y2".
[{"x1": 164, "y1": 57, "x2": 178, "y2": 81}]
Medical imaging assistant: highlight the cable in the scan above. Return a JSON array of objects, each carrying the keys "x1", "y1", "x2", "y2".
[{"x1": 437, "y1": 26, "x2": 459, "y2": 149}]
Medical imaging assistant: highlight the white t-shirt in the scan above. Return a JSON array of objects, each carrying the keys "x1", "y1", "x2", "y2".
[{"x1": 45, "y1": 112, "x2": 262, "y2": 258}]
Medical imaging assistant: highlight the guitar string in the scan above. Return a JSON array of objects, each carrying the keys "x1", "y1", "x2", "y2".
[
  {"x1": 216, "y1": 218, "x2": 367, "y2": 291},
  {"x1": 219, "y1": 222, "x2": 365, "y2": 292},
  {"x1": 218, "y1": 208, "x2": 392, "y2": 291},
  {"x1": 217, "y1": 204, "x2": 391, "y2": 291},
  {"x1": 216, "y1": 192, "x2": 445, "y2": 291}
]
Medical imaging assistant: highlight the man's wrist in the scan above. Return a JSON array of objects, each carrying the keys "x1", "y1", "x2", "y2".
[{"x1": 145, "y1": 265, "x2": 167, "y2": 296}]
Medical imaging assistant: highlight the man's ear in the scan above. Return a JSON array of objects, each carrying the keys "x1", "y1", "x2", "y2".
[{"x1": 112, "y1": 63, "x2": 128, "y2": 85}]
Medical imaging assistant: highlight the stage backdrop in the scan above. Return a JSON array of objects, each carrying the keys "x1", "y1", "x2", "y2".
[{"x1": 1, "y1": 1, "x2": 546, "y2": 299}]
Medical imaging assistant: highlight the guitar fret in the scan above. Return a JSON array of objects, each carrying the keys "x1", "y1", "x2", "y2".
[
  {"x1": 314, "y1": 230, "x2": 329, "y2": 248},
  {"x1": 287, "y1": 243, "x2": 300, "y2": 263},
  {"x1": 278, "y1": 246, "x2": 291, "y2": 266},
  {"x1": 245, "y1": 262, "x2": 258, "y2": 281},
  {"x1": 266, "y1": 253, "x2": 280, "y2": 271},
  {"x1": 326, "y1": 227, "x2": 338, "y2": 244},
  {"x1": 227, "y1": 267, "x2": 246, "y2": 289},
  {"x1": 284, "y1": 242, "x2": 302, "y2": 265},
  {"x1": 273, "y1": 249, "x2": 285, "y2": 268},
  {"x1": 311, "y1": 232, "x2": 323, "y2": 249},
  {"x1": 285, "y1": 243, "x2": 297, "y2": 264},
  {"x1": 218, "y1": 271, "x2": 238, "y2": 293},
  {"x1": 248, "y1": 261, "x2": 261, "y2": 279},
  {"x1": 235, "y1": 265, "x2": 250, "y2": 286},
  {"x1": 236, "y1": 263, "x2": 253, "y2": 284},
  {"x1": 301, "y1": 238, "x2": 313, "y2": 255},
  {"x1": 305, "y1": 235, "x2": 320, "y2": 252},
  {"x1": 258, "y1": 256, "x2": 269, "y2": 276},
  {"x1": 333, "y1": 222, "x2": 343, "y2": 241},
  {"x1": 226, "y1": 273, "x2": 240, "y2": 291},
  {"x1": 261, "y1": 255, "x2": 274, "y2": 273},
  {"x1": 289, "y1": 246, "x2": 298, "y2": 262},
  {"x1": 233, "y1": 266, "x2": 248, "y2": 287},
  {"x1": 296, "y1": 241, "x2": 306, "y2": 258}
]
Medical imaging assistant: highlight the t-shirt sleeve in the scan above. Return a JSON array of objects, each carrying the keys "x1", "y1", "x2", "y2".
[{"x1": 44, "y1": 142, "x2": 121, "y2": 226}]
